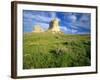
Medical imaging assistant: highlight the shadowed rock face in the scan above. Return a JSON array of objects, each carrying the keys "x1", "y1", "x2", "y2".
[
  {"x1": 48, "y1": 18, "x2": 60, "y2": 33},
  {"x1": 33, "y1": 24, "x2": 44, "y2": 32}
]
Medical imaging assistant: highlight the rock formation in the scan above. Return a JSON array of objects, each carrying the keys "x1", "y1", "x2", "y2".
[
  {"x1": 33, "y1": 24, "x2": 44, "y2": 32},
  {"x1": 32, "y1": 18, "x2": 61, "y2": 33},
  {"x1": 48, "y1": 18, "x2": 60, "y2": 33}
]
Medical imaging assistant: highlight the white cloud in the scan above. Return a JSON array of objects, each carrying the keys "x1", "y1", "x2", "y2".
[
  {"x1": 74, "y1": 14, "x2": 90, "y2": 29},
  {"x1": 36, "y1": 15, "x2": 52, "y2": 22},
  {"x1": 72, "y1": 29, "x2": 78, "y2": 33},
  {"x1": 60, "y1": 26, "x2": 72, "y2": 33},
  {"x1": 60, "y1": 25, "x2": 78, "y2": 34},
  {"x1": 69, "y1": 15, "x2": 77, "y2": 23},
  {"x1": 79, "y1": 14, "x2": 90, "y2": 21},
  {"x1": 74, "y1": 21, "x2": 90, "y2": 29},
  {"x1": 24, "y1": 13, "x2": 51, "y2": 22},
  {"x1": 24, "y1": 11, "x2": 61, "y2": 23},
  {"x1": 60, "y1": 26, "x2": 67, "y2": 31},
  {"x1": 38, "y1": 22, "x2": 49, "y2": 31}
]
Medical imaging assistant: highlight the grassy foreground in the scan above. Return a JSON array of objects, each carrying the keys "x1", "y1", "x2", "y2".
[{"x1": 23, "y1": 32, "x2": 91, "y2": 69}]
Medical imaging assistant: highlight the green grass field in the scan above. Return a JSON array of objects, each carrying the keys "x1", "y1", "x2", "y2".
[{"x1": 23, "y1": 32, "x2": 91, "y2": 69}]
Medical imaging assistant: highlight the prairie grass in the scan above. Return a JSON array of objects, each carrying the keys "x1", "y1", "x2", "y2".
[{"x1": 23, "y1": 32, "x2": 91, "y2": 69}]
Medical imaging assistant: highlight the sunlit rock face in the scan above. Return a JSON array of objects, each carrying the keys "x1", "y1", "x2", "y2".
[
  {"x1": 48, "y1": 18, "x2": 60, "y2": 33},
  {"x1": 33, "y1": 24, "x2": 44, "y2": 32}
]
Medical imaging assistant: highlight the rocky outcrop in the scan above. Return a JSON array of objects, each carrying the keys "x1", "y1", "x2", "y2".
[
  {"x1": 33, "y1": 24, "x2": 44, "y2": 32},
  {"x1": 32, "y1": 18, "x2": 61, "y2": 33},
  {"x1": 48, "y1": 18, "x2": 60, "y2": 33}
]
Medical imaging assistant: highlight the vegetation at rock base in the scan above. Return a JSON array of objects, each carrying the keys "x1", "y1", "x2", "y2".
[{"x1": 23, "y1": 32, "x2": 91, "y2": 69}]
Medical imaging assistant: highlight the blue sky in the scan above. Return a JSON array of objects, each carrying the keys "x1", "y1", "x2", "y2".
[{"x1": 23, "y1": 10, "x2": 91, "y2": 34}]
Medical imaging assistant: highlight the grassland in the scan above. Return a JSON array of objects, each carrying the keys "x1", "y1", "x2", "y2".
[{"x1": 23, "y1": 32, "x2": 91, "y2": 69}]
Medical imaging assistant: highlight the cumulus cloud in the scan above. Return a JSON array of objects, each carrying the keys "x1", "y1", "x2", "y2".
[
  {"x1": 37, "y1": 22, "x2": 49, "y2": 31},
  {"x1": 60, "y1": 26, "x2": 67, "y2": 31},
  {"x1": 62, "y1": 13, "x2": 90, "y2": 34},
  {"x1": 76, "y1": 14, "x2": 90, "y2": 29},
  {"x1": 24, "y1": 12, "x2": 52, "y2": 23},
  {"x1": 60, "y1": 25, "x2": 78, "y2": 34},
  {"x1": 72, "y1": 29, "x2": 78, "y2": 33},
  {"x1": 68, "y1": 15, "x2": 77, "y2": 23}
]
